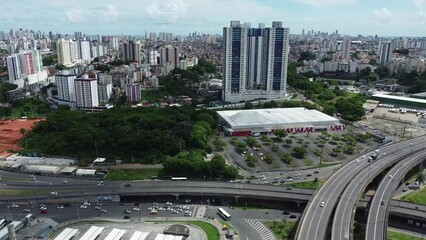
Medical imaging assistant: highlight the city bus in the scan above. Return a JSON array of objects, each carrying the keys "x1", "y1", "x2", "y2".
[
  {"x1": 218, "y1": 208, "x2": 231, "y2": 220},
  {"x1": 171, "y1": 177, "x2": 187, "y2": 181}
]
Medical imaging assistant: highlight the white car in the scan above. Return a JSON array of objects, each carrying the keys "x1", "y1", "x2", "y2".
[
  {"x1": 320, "y1": 202, "x2": 325, "y2": 207},
  {"x1": 62, "y1": 180, "x2": 68, "y2": 184},
  {"x1": 10, "y1": 204, "x2": 19, "y2": 208},
  {"x1": 50, "y1": 192, "x2": 58, "y2": 196},
  {"x1": 57, "y1": 205, "x2": 64, "y2": 209},
  {"x1": 132, "y1": 207, "x2": 140, "y2": 211},
  {"x1": 40, "y1": 206, "x2": 47, "y2": 210},
  {"x1": 80, "y1": 205, "x2": 87, "y2": 209}
]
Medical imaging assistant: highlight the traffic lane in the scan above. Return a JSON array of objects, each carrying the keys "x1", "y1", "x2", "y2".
[
  {"x1": 332, "y1": 146, "x2": 426, "y2": 240},
  {"x1": 366, "y1": 153, "x2": 426, "y2": 240},
  {"x1": 258, "y1": 163, "x2": 342, "y2": 182},
  {"x1": 298, "y1": 154, "x2": 367, "y2": 240},
  {"x1": 0, "y1": 170, "x2": 99, "y2": 185},
  {"x1": 298, "y1": 138, "x2": 424, "y2": 240}
]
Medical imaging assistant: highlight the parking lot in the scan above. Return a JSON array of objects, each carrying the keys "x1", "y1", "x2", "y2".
[
  {"x1": 222, "y1": 130, "x2": 381, "y2": 172},
  {"x1": 1, "y1": 202, "x2": 198, "y2": 224}
]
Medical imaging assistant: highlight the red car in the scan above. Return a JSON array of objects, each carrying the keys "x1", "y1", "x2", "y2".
[{"x1": 40, "y1": 210, "x2": 48, "y2": 214}]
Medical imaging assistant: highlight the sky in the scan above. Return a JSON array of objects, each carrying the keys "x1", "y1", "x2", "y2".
[{"x1": 1, "y1": 0, "x2": 426, "y2": 37}]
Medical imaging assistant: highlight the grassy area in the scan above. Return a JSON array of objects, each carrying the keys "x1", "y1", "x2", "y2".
[
  {"x1": 105, "y1": 168, "x2": 162, "y2": 181},
  {"x1": 148, "y1": 221, "x2": 219, "y2": 240},
  {"x1": 0, "y1": 175, "x2": 30, "y2": 182},
  {"x1": 185, "y1": 221, "x2": 219, "y2": 240},
  {"x1": 264, "y1": 220, "x2": 296, "y2": 240},
  {"x1": 388, "y1": 230, "x2": 425, "y2": 240},
  {"x1": 401, "y1": 187, "x2": 426, "y2": 205},
  {"x1": 0, "y1": 189, "x2": 79, "y2": 196},
  {"x1": 283, "y1": 180, "x2": 320, "y2": 190}
]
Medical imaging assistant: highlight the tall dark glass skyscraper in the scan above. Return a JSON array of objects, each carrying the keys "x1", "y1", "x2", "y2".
[{"x1": 223, "y1": 21, "x2": 290, "y2": 103}]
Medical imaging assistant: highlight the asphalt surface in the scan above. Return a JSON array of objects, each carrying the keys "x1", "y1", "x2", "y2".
[
  {"x1": 295, "y1": 137, "x2": 426, "y2": 240},
  {"x1": 0, "y1": 180, "x2": 314, "y2": 202},
  {"x1": 365, "y1": 152, "x2": 426, "y2": 240},
  {"x1": 1, "y1": 202, "x2": 197, "y2": 223},
  {"x1": 331, "y1": 143, "x2": 426, "y2": 240}
]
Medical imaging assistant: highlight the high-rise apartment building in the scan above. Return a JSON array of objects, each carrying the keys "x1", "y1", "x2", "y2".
[
  {"x1": 125, "y1": 84, "x2": 142, "y2": 102},
  {"x1": 222, "y1": 21, "x2": 290, "y2": 103},
  {"x1": 57, "y1": 38, "x2": 72, "y2": 66},
  {"x1": 6, "y1": 50, "x2": 44, "y2": 84},
  {"x1": 148, "y1": 50, "x2": 160, "y2": 65},
  {"x1": 379, "y1": 42, "x2": 393, "y2": 65},
  {"x1": 160, "y1": 45, "x2": 179, "y2": 68},
  {"x1": 341, "y1": 37, "x2": 351, "y2": 60},
  {"x1": 108, "y1": 37, "x2": 119, "y2": 51},
  {"x1": 74, "y1": 74, "x2": 99, "y2": 108},
  {"x1": 74, "y1": 32, "x2": 82, "y2": 39},
  {"x1": 55, "y1": 71, "x2": 77, "y2": 102},
  {"x1": 6, "y1": 54, "x2": 22, "y2": 81},
  {"x1": 78, "y1": 40, "x2": 91, "y2": 61},
  {"x1": 122, "y1": 40, "x2": 142, "y2": 63}
]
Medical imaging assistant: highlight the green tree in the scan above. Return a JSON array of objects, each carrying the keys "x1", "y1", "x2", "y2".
[
  {"x1": 298, "y1": 51, "x2": 316, "y2": 62},
  {"x1": 293, "y1": 146, "x2": 307, "y2": 159},
  {"x1": 374, "y1": 65, "x2": 389, "y2": 79},
  {"x1": 282, "y1": 153, "x2": 292, "y2": 164},
  {"x1": 0, "y1": 82, "x2": 18, "y2": 102},
  {"x1": 368, "y1": 73, "x2": 379, "y2": 82},
  {"x1": 335, "y1": 96, "x2": 366, "y2": 121},
  {"x1": 244, "y1": 101, "x2": 254, "y2": 109},
  {"x1": 55, "y1": 64, "x2": 67, "y2": 70},
  {"x1": 415, "y1": 172, "x2": 425, "y2": 185},
  {"x1": 274, "y1": 129, "x2": 288, "y2": 141}
]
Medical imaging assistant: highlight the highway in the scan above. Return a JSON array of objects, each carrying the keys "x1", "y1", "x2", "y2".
[
  {"x1": 331, "y1": 144, "x2": 426, "y2": 240},
  {"x1": 0, "y1": 180, "x2": 313, "y2": 202},
  {"x1": 365, "y1": 152, "x2": 426, "y2": 240},
  {"x1": 295, "y1": 137, "x2": 426, "y2": 240}
]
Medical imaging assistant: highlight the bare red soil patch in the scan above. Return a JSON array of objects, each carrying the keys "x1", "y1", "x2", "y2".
[{"x1": 0, "y1": 119, "x2": 44, "y2": 158}]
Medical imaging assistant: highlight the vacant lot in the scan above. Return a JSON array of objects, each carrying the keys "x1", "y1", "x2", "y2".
[
  {"x1": 106, "y1": 168, "x2": 163, "y2": 181},
  {"x1": 0, "y1": 119, "x2": 43, "y2": 158}
]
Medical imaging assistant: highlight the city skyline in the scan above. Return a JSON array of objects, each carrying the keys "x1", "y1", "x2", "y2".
[{"x1": 0, "y1": 0, "x2": 426, "y2": 37}]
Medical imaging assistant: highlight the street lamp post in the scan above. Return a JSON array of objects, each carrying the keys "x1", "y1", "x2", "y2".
[
  {"x1": 138, "y1": 203, "x2": 142, "y2": 221},
  {"x1": 77, "y1": 205, "x2": 80, "y2": 220}
]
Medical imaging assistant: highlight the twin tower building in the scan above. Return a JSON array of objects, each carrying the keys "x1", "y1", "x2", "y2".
[{"x1": 222, "y1": 21, "x2": 290, "y2": 103}]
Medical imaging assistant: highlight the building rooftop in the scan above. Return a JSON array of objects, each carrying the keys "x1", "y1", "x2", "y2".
[
  {"x1": 217, "y1": 108, "x2": 339, "y2": 129},
  {"x1": 372, "y1": 93, "x2": 426, "y2": 104}
]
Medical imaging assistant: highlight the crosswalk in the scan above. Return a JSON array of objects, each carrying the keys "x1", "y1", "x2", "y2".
[{"x1": 245, "y1": 219, "x2": 276, "y2": 240}]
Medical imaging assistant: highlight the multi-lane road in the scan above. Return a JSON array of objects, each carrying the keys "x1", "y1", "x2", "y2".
[
  {"x1": 295, "y1": 137, "x2": 426, "y2": 240},
  {"x1": 332, "y1": 145, "x2": 426, "y2": 240},
  {"x1": 366, "y1": 152, "x2": 426, "y2": 240}
]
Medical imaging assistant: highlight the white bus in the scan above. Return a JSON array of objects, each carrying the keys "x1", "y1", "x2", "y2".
[
  {"x1": 171, "y1": 177, "x2": 187, "y2": 181},
  {"x1": 218, "y1": 208, "x2": 231, "y2": 220}
]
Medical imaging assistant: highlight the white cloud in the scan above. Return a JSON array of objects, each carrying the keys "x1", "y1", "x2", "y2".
[
  {"x1": 414, "y1": 0, "x2": 426, "y2": 8},
  {"x1": 146, "y1": 0, "x2": 188, "y2": 22},
  {"x1": 292, "y1": 0, "x2": 356, "y2": 8},
  {"x1": 102, "y1": 4, "x2": 119, "y2": 22},
  {"x1": 373, "y1": 8, "x2": 392, "y2": 23},
  {"x1": 419, "y1": 11, "x2": 426, "y2": 19},
  {"x1": 66, "y1": 8, "x2": 84, "y2": 22}
]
